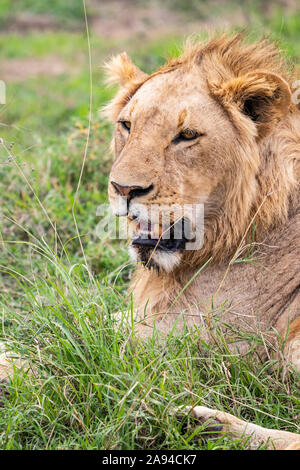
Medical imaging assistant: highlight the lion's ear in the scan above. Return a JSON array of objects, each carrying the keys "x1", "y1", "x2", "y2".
[
  {"x1": 104, "y1": 52, "x2": 148, "y2": 88},
  {"x1": 102, "y1": 53, "x2": 148, "y2": 122},
  {"x1": 210, "y1": 72, "x2": 291, "y2": 139}
]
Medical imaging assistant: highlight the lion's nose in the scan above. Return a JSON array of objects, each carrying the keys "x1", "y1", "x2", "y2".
[{"x1": 111, "y1": 181, "x2": 154, "y2": 201}]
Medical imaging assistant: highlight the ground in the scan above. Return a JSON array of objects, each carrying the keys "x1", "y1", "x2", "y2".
[{"x1": 0, "y1": 0, "x2": 299, "y2": 450}]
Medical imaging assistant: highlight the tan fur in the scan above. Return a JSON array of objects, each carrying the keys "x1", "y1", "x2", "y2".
[
  {"x1": 184, "y1": 406, "x2": 300, "y2": 450},
  {"x1": 105, "y1": 34, "x2": 299, "y2": 339},
  {"x1": 105, "y1": 33, "x2": 300, "y2": 449}
]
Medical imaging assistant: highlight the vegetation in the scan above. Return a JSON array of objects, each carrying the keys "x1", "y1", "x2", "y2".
[{"x1": 0, "y1": 0, "x2": 299, "y2": 450}]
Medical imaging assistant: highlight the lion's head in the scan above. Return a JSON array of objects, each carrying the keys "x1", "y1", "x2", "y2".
[{"x1": 105, "y1": 34, "x2": 296, "y2": 273}]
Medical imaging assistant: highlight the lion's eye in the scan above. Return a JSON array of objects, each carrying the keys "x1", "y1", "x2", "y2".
[
  {"x1": 119, "y1": 120, "x2": 131, "y2": 132},
  {"x1": 179, "y1": 129, "x2": 198, "y2": 140},
  {"x1": 174, "y1": 129, "x2": 200, "y2": 143}
]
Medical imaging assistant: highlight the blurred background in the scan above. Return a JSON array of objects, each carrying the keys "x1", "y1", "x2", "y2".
[
  {"x1": 0, "y1": 0, "x2": 299, "y2": 280},
  {"x1": 0, "y1": 1, "x2": 300, "y2": 451}
]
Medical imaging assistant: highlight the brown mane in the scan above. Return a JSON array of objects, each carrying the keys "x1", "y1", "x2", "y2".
[
  {"x1": 159, "y1": 33, "x2": 297, "y2": 87},
  {"x1": 104, "y1": 33, "x2": 299, "y2": 123}
]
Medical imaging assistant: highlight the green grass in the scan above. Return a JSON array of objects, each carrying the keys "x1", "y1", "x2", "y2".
[
  {"x1": 0, "y1": 3, "x2": 300, "y2": 450},
  {"x1": 1, "y1": 254, "x2": 299, "y2": 450},
  {"x1": 0, "y1": 0, "x2": 89, "y2": 28}
]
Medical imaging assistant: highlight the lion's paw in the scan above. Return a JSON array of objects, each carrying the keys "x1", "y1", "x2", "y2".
[{"x1": 175, "y1": 405, "x2": 224, "y2": 437}]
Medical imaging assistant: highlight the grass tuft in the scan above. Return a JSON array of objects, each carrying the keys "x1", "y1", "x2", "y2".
[{"x1": 0, "y1": 1, "x2": 299, "y2": 450}]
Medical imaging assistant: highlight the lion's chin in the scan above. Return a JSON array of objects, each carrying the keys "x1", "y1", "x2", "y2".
[
  {"x1": 127, "y1": 216, "x2": 188, "y2": 272},
  {"x1": 128, "y1": 244, "x2": 182, "y2": 273}
]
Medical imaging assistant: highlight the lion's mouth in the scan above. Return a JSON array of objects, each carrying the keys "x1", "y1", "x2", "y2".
[{"x1": 131, "y1": 219, "x2": 188, "y2": 253}]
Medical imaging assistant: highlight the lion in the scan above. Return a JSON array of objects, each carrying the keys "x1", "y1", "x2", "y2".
[{"x1": 105, "y1": 33, "x2": 300, "y2": 449}]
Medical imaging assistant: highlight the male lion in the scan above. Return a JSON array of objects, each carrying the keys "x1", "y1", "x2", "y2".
[{"x1": 105, "y1": 33, "x2": 300, "y2": 449}]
